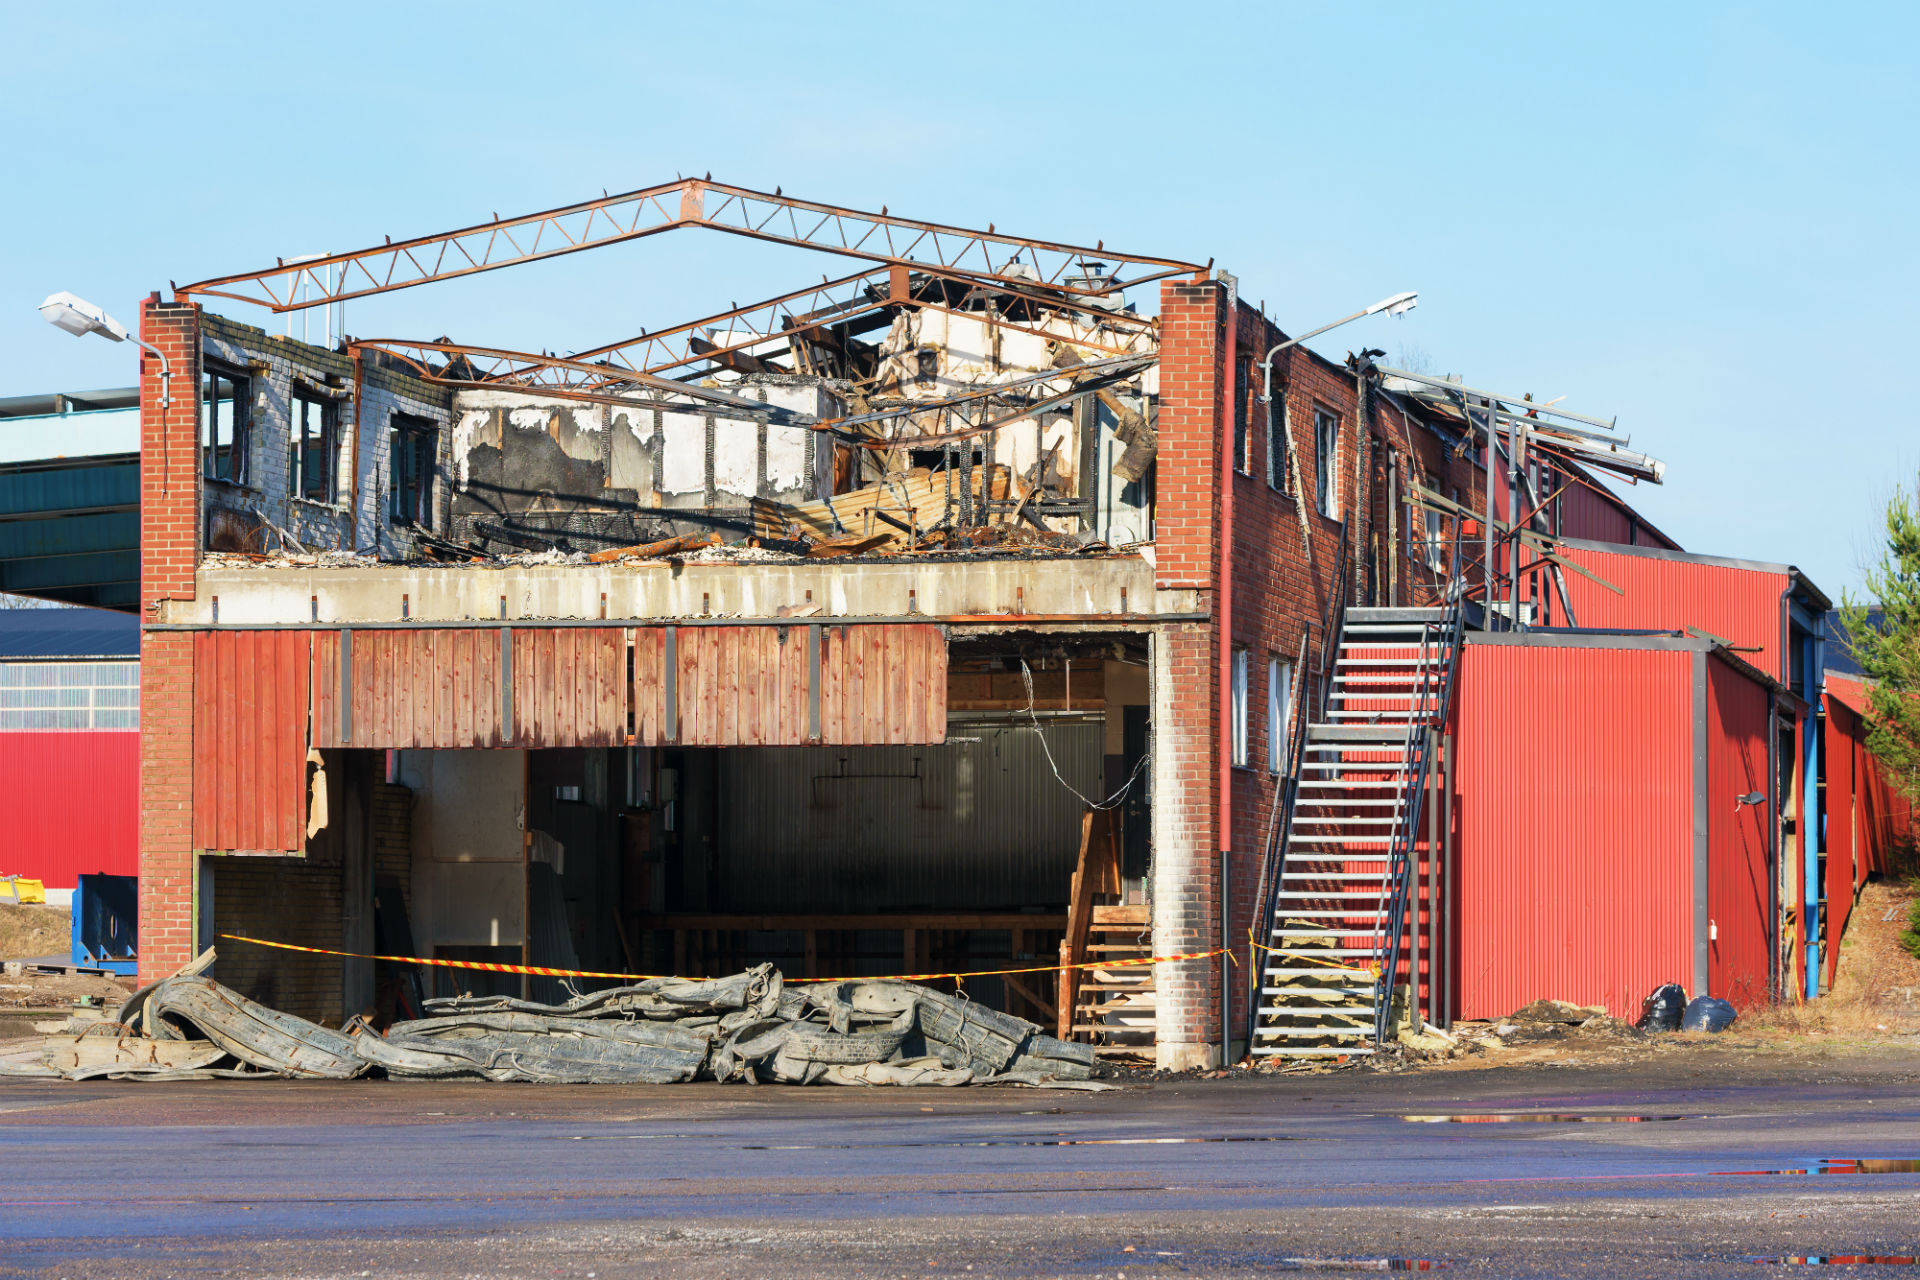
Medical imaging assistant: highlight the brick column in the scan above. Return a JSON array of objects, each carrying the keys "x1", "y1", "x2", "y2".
[
  {"x1": 1151, "y1": 280, "x2": 1225, "y2": 1069},
  {"x1": 138, "y1": 297, "x2": 203, "y2": 982}
]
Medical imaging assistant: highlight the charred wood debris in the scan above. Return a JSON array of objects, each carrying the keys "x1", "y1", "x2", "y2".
[{"x1": 0, "y1": 954, "x2": 1108, "y2": 1088}]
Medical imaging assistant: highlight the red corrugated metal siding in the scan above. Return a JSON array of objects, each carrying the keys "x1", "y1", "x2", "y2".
[
  {"x1": 1452, "y1": 642, "x2": 1695, "y2": 1019},
  {"x1": 1707, "y1": 656, "x2": 1772, "y2": 1008},
  {"x1": 193, "y1": 631, "x2": 310, "y2": 853},
  {"x1": 1558, "y1": 480, "x2": 1634, "y2": 546},
  {"x1": 0, "y1": 731, "x2": 137, "y2": 887},
  {"x1": 818, "y1": 624, "x2": 947, "y2": 746},
  {"x1": 1556, "y1": 477, "x2": 1681, "y2": 550},
  {"x1": 1555, "y1": 543, "x2": 1790, "y2": 682}
]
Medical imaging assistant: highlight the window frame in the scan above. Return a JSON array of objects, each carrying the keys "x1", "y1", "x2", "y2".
[
  {"x1": 1313, "y1": 405, "x2": 1341, "y2": 519},
  {"x1": 201, "y1": 363, "x2": 252, "y2": 486},
  {"x1": 1230, "y1": 647, "x2": 1250, "y2": 768},
  {"x1": 290, "y1": 385, "x2": 340, "y2": 505},
  {"x1": 1267, "y1": 656, "x2": 1292, "y2": 776},
  {"x1": 1233, "y1": 360, "x2": 1253, "y2": 476},
  {"x1": 1266, "y1": 385, "x2": 1291, "y2": 494},
  {"x1": 389, "y1": 412, "x2": 438, "y2": 528}
]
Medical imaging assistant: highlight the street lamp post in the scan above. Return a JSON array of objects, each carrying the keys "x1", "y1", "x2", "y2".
[
  {"x1": 1258, "y1": 291, "x2": 1417, "y2": 404},
  {"x1": 39, "y1": 292, "x2": 173, "y2": 408}
]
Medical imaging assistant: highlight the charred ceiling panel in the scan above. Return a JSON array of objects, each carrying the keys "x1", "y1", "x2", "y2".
[{"x1": 450, "y1": 384, "x2": 828, "y2": 555}]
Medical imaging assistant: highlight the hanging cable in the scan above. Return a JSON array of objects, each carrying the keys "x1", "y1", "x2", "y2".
[{"x1": 1018, "y1": 658, "x2": 1144, "y2": 810}]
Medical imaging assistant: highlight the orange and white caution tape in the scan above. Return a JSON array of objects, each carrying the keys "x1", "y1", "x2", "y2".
[{"x1": 219, "y1": 933, "x2": 1229, "y2": 987}]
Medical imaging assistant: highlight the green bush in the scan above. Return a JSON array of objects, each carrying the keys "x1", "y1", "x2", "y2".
[{"x1": 1903, "y1": 885, "x2": 1920, "y2": 961}]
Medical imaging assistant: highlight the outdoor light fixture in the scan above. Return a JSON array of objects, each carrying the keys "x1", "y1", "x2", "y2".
[
  {"x1": 1259, "y1": 290, "x2": 1418, "y2": 403},
  {"x1": 1737, "y1": 791, "x2": 1767, "y2": 807},
  {"x1": 39, "y1": 291, "x2": 171, "y2": 407}
]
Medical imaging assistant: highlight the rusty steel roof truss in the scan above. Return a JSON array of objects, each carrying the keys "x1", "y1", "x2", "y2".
[
  {"x1": 356, "y1": 267, "x2": 1155, "y2": 393},
  {"x1": 175, "y1": 178, "x2": 1205, "y2": 313}
]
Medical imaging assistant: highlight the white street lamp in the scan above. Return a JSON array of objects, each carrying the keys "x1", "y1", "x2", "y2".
[
  {"x1": 1259, "y1": 291, "x2": 1417, "y2": 403},
  {"x1": 39, "y1": 291, "x2": 172, "y2": 407}
]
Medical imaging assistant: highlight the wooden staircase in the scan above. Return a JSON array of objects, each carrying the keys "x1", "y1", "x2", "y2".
[{"x1": 1057, "y1": 811, "x2": 1156, "y2": 1058}]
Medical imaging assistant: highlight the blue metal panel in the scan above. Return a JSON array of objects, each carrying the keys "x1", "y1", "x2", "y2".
[
  {"x1": 72, "y1": 873, "x2": 138, "y2": 976},
  {"x1": 0, "y1": 459, "x2": 137, "y2": 517},
  {"x1": 0, "y1": 550, "x2": 139, "y2": 593},
  {"x1": 0, "y1": 511, "x2": 138, "y2": 560}
]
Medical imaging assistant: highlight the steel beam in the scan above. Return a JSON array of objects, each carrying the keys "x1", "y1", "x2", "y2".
[{"x1": 176, "y1": 179, "x2": 1205, "y2": 312}]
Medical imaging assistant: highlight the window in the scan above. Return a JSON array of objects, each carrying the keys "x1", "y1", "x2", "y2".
[
  {"x1": 1267, "y1": 390, "x2": 1290, "y2": 493},
  {"x1": 290, "y1": 388, "x2": 338, "y2": 503},
  {"x1": 1267, "y1": 657, "x2": 1292, "y2": 775},
  {"x1": 1233, "y1": 361, "x2": 1253, "y2": 475},
  {"x1": 390, "y1": 414, "x2": 437, "y2": 527},
  {"x1": 1421, "y1": 509, "x2": 1448, "y2": 572},
  {"x1": 202, "y1": 366, "x2": 251, "y2": 484},
  {"x1": 1314, "y1": 407, "x2": 1340, "y2": 518},
  {"x1": 0, "y1": 661, "x2": 138, "y2": 730},
  {"x1": 1230, "y1": 647, "x2": 1250, "y2": 767}
]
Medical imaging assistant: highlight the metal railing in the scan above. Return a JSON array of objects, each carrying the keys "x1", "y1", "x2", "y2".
[{"x1": 1369, "y1": 601, "x2": 1464, "y2": 1044}]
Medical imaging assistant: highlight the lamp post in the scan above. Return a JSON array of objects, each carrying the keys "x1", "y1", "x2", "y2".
[
  {"x1": 1258, "y1": 291, "x2": 1417, "y2": 403},
  {"x1": 39, "y1": 292, "x2": 172, "y2": 407}
]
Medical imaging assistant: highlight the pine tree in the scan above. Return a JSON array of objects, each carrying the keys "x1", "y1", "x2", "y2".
[{"x1": 1843, "y1": 488, "x2": 1920, "y2": 804}]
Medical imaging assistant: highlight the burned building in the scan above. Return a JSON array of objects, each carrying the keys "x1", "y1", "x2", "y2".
[{"x1": 137, "y1": 179, "x2": 1715, "y2": 1068}]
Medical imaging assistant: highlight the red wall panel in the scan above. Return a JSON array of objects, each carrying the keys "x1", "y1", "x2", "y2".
[
  {"x1": 1707, "y1": 656, "x2": 1773, "y2": 1008},
  {"x1": 1452, "y1": 641, "x2": 1696, "y2": 1020},
  {"x1": 1555, "y1": 542, "x2": 1790, "y2": 682},
  {"x1": 0, "y1": 731, "x2": 138, "y2": 888},
  {"x1": 192, "y1": 631, "x2": 311, "y2": 854}
]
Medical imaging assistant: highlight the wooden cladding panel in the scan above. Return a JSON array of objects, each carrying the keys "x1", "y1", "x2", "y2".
[
  {"x1": 313, "y1": 628, "x2": 504, "y2": 749},
  {"x1": 632, "y1": 627, "x2": 666, "y2": 745},
  {"x1": 819, "y1": 624, "x2": 946, "y2": 746},
  {"x1": 674, "y1": 626, "x2": 810, "y2": 747},
  {"x1": 307, "y1": 622, "x2": 944, "y2": 752},
  {"x1": 193, "y1": 630, "x2": 311, "y2": 853},
  {"x1": 512, "y1": 627, "x2": 626, "y2": 747}
]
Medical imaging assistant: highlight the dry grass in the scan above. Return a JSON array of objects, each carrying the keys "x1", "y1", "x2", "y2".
[
  {"x1": 1740, "y1": 877, "x2": 1920, "y2": 1042},
  {"x1": 0, "y1": 902, "x2": 70, "y2": 960}
]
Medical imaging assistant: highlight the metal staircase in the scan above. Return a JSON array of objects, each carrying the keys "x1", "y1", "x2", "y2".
[{"x1": 1251, "y1": 604, "x2": 1463, "y2": 1058}]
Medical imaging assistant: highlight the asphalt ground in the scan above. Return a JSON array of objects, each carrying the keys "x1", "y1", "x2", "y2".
[{"x1": 2, "y1": 1046, "x2": 1918, "y2": 1279}]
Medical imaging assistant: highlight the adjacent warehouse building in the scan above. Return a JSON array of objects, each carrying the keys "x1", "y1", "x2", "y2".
[{"x1": 0, "y1": 607, "x2": 139, "y2": 900}]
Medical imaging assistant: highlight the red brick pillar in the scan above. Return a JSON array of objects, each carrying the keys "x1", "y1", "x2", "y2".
[
  {"x1": 1151, "y1": 280, "x2": 1225, "y2": 1069},
  {"x1": 138, "y1": 297, "x2": 203, "y2": 982}
]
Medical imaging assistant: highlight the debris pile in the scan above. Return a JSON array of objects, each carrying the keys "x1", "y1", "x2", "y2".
[{"x1": 0, "y1": 961, "x2": 1106, "y2": 1088}]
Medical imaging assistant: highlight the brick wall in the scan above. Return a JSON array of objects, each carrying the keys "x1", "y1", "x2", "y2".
[
  {"x1": 199, "y1": 315, "x2": 453, "y2": 558},
  {"x1": 138, "y1": 298, "x2": 203, "y2": 982},
  {"x1": 1149, "y1": 281, "x2": 1225, "y2": 1067},
  {"x1": 211, "y1": 847, "x2": 345, "y2": 1024}
]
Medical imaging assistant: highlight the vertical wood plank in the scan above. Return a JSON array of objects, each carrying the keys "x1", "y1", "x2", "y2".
[
  {"x1": 917, "y1": 625, "x2": 940, "y2": 744},
  {"x1": 349, "y1": 630, "x2": 369, "y2": 751},
  {"x1": 819, "y1": 627, "x2": 842, "y2": 744},
  {"x1": 231, "y1": 631, "x2": 256, "y2": 851},
  {"x1": 473, "y1": 627, "x2": 496, "y2": 747}
]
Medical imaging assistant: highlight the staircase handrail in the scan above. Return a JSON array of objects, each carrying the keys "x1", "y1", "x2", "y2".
[
  {"x1": 1370, "y1": 601, "x2": 1466, "y2": 1043},
  {"x1": 1244, "y1": 520, "x2": 1352, "y2": 1050}
]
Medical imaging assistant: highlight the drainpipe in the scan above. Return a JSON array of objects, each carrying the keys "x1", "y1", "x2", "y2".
[{"x1": 1216, "y1": 276, "x2": 1238, "y2": 1066}]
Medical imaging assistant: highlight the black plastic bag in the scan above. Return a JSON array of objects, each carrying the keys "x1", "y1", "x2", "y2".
[
  {"x1": 1636, "y1": 983, "x2": 1687, "y2": 1032},
  {"x1": 1680, "y1": 996, "x2": 1737, "y2": 1033}
]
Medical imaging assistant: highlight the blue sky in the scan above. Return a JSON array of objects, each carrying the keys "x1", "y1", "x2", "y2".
[{"x1": 2, "y1": 3, "x2": 1912, "y2": 596}]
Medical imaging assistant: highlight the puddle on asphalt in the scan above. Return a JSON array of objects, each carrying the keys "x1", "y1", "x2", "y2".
[
  {"x1": 1749, "y1": 1257, "x2": 1920, "y2": 1266},
  {"x1": 739, "y1": 1134, "x2": 1302, "y2": 1150},
  {"x1": 1402, "y1": 1113, "x2": 1684, "y2": 1124},
  {"x1": 1257, "y1": 1261, "x2": 1445, "y2": 1273},
  {"x1": 1715, "y1": 1159, "x2": 1920, "y2": 1176}
]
